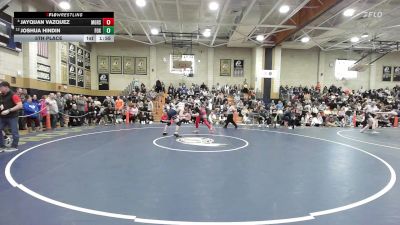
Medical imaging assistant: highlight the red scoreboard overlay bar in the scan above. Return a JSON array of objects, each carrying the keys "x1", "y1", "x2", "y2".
[{"x1": 13, "y1": 12, "x2": 114, "y2": 42}]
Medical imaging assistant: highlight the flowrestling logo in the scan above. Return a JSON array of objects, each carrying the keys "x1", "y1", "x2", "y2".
[{"x1": 176, "y1": 137, "x2": 226, "y2": 147}]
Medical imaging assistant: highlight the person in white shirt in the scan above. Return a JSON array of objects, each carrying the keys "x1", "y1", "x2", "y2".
[
  {"x1": 360, "y1": 101, "x2": 379, "y2": 133},
  {"x1": 311, "y1": 113, "x2": 323, "y2": 127},
  {"x1": 46, "y1": 93, "x2": 59, "y2": 129}
]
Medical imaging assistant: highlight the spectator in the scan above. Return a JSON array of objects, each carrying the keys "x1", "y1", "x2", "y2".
[
  {"x1": 23, "y1": 95, "x2": 40, "y2": 132},
  {"x1": 46, "y1": 93, "x2": 59, "y2": 129},
  {"x1": 0, "y1": 81, "x2": 23, "y2": 151}
]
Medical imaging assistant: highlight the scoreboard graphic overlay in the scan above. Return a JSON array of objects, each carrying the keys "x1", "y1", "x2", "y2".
[{"x1": 13, "y1": 12, "x2": 114, "y2": 42}]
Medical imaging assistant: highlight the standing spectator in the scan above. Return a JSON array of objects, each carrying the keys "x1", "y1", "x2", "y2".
[
  {"x1": 0, "y1": 81, "x2": 22, "y2": 151},
  {"x1": 23, "y1": 95, "x2": 40, "y2": 132},
  {"x1": 46, "y1": 93, "x2": 59, "y2": 129},
  {"x1": 115, "y1": 96, "x2": 124, "y2": 123},
  {"x1": 55, "y1": 92, "x2": 65, "y2": 127},
  {"x1": 16, "y1": 88, "x2": 27, "y2": 130},
  {"x1": 39, "y1": 95, "x2": 47, "y2": 130},
  {"x1": 155, "y1": 80, "x2": 163, "y2": 93},
  {"x1": 76, "y1": 95, "x2": 86, "y2": 118}
]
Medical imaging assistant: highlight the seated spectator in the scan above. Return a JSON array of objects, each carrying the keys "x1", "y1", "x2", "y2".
[
  {"x1": 311, "y1": 113, "x2": 323, "y2": 127},
  {"x1": 68, "y1": 104, "x2": 82, "y2": 127}
]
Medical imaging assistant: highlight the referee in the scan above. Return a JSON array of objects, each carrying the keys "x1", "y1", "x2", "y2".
[
  {"x1": 224, "y1": 102, "x2": 238, "y2": 129},
  {"x1": 0, "y1": 81, "x2": 23, "y2": 152}
]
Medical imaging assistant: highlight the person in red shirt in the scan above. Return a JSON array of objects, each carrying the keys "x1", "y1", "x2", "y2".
[{"x1": 0, "y1": 81, "x2": 23, "y2": 152}]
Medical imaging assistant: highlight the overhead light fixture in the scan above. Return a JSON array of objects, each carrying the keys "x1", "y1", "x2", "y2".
[
  {"x1": 350, "y1": 36, "x2": 359, "y2": 43},
  {"x1": 203, "y1": 28, "x2": 211, "y2": 37},
  {"x1": 151, "y1": 28, "x2": 159, "y2": 35},
  {"x1": 361, "y1": 33, "x2": 369, "y2": 38},
  {"x1": 136, "y1": 0, "x2": 146, "y2": 7},
  {"x1": 279, "y1": 5, "x2": 290, "y2": 14},
  {"x1": 58, "y1": 1, "x2": 71, "y2": 10},
  {"x1": 301, "y1": 36, "x2": 310, "y2": 43},
  {"x1": 209, "y1": 1, "x2": 219, "y2": 11},
  {"x1": 343, "y1": 8, "x2": 355, "y2": 17},
  {"x1": 256, "y1": 34, "x2": 264, "y2": 42}
]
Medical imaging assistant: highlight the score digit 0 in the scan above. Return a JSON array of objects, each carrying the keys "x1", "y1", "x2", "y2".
[{"x1": 102, "y1": 18, "x2": 114, "y2": 26}]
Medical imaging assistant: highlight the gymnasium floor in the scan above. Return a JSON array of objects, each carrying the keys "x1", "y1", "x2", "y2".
[{"x1": 0, "y1": 124, "x2": 399, "y2": 225}]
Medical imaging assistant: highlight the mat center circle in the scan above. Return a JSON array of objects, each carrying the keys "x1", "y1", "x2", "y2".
[{"x1": 153, "y1": 134, "x2": 249, "y2": 152}]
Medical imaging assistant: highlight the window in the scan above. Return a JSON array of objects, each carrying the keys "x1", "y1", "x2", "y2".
[
  {"x1": 335, "y1": 59, "x2": 357, "y2": 80},
  {"x1": 37, "y1": 42, "x2": 48, "y2": 58}
]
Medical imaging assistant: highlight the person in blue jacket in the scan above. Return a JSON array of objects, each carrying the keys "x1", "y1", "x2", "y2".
[{"x1": 23, "y1": 95, "x2": 40, "y2": 132}]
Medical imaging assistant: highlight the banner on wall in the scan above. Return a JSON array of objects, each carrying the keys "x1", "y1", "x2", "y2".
[
  {"x1": 61, "y1": 42, "x2": 68, "y2": 63},
  {"x1": 220, "y1": 59, "x2": 231, "y2": 76},
  {"x1": 37, "y1": 63, "x2": 51, "y2": 81},
  {"x1": 135, "y1": 57, "x2": 147, "y2": 75},
  {"x1": 233, "y1": 60, "x2": 244, "y2": 77},
  {"x1": 382, "y1": 66, "x2": 392, "y2": 81},
  {"x1": 77, "y1": 67, "x2": 84, "y2": 87},
  {"x1": 85, "y1": 70, "x2": 91, "y2": 89},
  {"x1": 393, "y1": 66, "x2": 400, "y2": 82},
  {"x1": 98, "y1": 73, "x2": 109, "y2": 90},
  {"x1": 68, "y1": 64, "x2": 76, "y2": 86},
  {"x1": 123, "y1": 56, "x2": 135, "y2": 74},
  {"x1": 110, "y1": 56, "x2": 122, "y2": 74},
  {"x1": 97, "y1": 56, "x2": 109, "y2": 73},
  {"x1": 84, "y1": 51, "x2": 91, "y2": 70},
  {"x1": 68, "y1": 43, "x2": 76, "y2": 64},
  {"x1": 77, "y1": 47, "x2": 84, "y2": 67}
]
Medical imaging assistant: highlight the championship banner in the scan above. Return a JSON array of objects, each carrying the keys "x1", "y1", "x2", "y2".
[
  {"x1": 135, "y1": 57, "x2": 147, "y2": 75},
  {"x1": 37, "y1": 63, "x2": 51, "y2": 81},
  {"x1": 84, "y1": 51, "x2": 91, "y2": 70},
  {"x1": 68, "y1": 63, "x2": 76, "y2": 86},
  {"x1": 61, "y1": 42, "x2": 68, "y2": 63},
  {"x1": 233, "y1": 60, "x2": 244, "y2": 77},
  {"x1": 220, "y1": 59, "x2": 231, "y2": 76},
  {"x1": 77, "y1": 67, "x2": 84, "y2": 87},
  {"x1": 97, "y1": 56, "x2": 109, "y2": 73},
  {"x1": 123, "y1": 56, "x2": 135, "y2": 74},
  {"x1": 68, "y1": 43, "x2": 76, "y2": 65},
  {"x1": 98, "y1": 73, "x2": 109, "y2": 90},
  {"x1": 110, "y1": 56, "x2": 122, "y2": 74},
  {"x1": 260, "y1": 70, "x2": 278, "y2": 78},
  {"x1": 77, "y1": 47, "x2": 84, "y2": 67},
  {"x1": 85, "y1": 70, "x2": 91, "y2": 89},
  {"x1": 382, "y1": 66, "x2": 392, "y2": 81},
  {"x1": 393, "y1": 66, "x2": 400, "y2": 82}
]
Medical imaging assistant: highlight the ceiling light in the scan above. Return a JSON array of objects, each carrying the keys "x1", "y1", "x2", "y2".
[
  {"x1": 256, "y1": 35, "x2": 264, "y2": 42},
  {"x1": 361, "y1": 33, "x2": 369, "y2": 38},
  {"x1": 203, "y1": 29, "x2": 211, "y2": 37},
  {"x1": 279, "y1": 5, "x2": 290, "y2": 14},
  {"x1": 350, "y1": 37, "x2": 359, "y2": 43},
  {"x1": 151, "y1": 28, "x2": 159, "y2": 35},
  {"x1": 343, "y1": 8, "x2": 355, "y2": 17},
  {"x1": 58, "y1": 1, "x2": 71, "y2": 10},
  {"x1": 301, "y1": 36, "x2": 310, "y2": 43},
  {"x1": 209, "y1": 2, "x2": 219, "y2": 11},
  {"x1": 136, "y1": 0, "x2": 146, "y2": 7}
]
